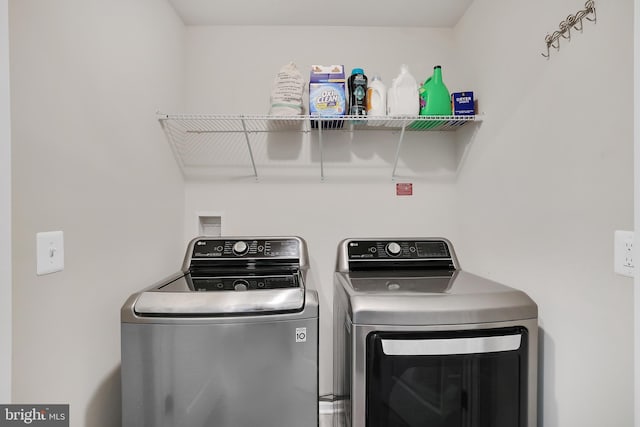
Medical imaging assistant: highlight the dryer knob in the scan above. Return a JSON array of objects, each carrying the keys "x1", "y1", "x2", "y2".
[
  {"x1": 386, "y1": 242, "x2": 402, "y2": 257},
  {"x1": 233, "y1": 241, "x2": 249, "y2": 255}
]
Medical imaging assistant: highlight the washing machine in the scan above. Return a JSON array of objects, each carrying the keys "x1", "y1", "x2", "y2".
[
  {"x1": 333, "y1": 238, "x2": 538, "y2": 427},
  {"x1": 121, "y1": 236, "x2": 319, "y2": 427}
]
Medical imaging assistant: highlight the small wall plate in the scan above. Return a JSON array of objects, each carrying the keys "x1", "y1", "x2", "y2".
[{"x1": 36, "y1": 231, "x2": 64, "y2": 275}]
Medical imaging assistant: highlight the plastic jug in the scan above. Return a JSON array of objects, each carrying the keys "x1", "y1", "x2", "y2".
[
  {"x1": 387, "y1": 65, "x2": 419, "y2": 116},
  {"x1": 420, "y1": 65, "x2": 452, "y2": 116},
  {"x1": 366, "y1": 75, "x2": 387, "y2": 117}
]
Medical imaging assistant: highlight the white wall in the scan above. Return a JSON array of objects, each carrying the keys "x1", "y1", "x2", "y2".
[
  {"x1": 0, "y1": 0, "x2": 11, "y2": 404},
  {"x1": 455, "y1": 1, "x2": 634, "y2": 426},
  {"x1": 184, "y1": 25, "x2": 467, "y2": 395},
  {"x1": 635, "y1": 0, "x2": 640, "y2": 424},
  {"x1": 9, "y1": 1, "x2": 185, "y2": 425}
]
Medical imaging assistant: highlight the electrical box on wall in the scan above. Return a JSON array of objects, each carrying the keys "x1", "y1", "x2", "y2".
[{"x1": 197, "y1": 213, "x2": 222, "y2": 237}]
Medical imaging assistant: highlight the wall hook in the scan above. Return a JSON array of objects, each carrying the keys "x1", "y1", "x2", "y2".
[
  {"x1": 585, "y1": 0, "x2": 596, "y2": 22},
  {"x1": 573, "y1": 16, "x2": 584, "y2": 32},
  {"x1": 551, "y1": 31, "x2": 562, "y2": 50},
  {"x1": 566, "y1": 14, "x2": 580, "y2": 32},
  {"x1": 541, "y1": 35, "x2": 552, "y2": 58},
  {"x1": 559, "y1": 21, "x2": 571, "y2": 40},
  {"x1": 541, "y1": 0, "x2": 596, "y2": 59}
]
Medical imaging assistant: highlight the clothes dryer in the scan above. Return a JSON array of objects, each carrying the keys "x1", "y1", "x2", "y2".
[{"x1": 333, "y1": 238, "x2": 537, "y2": 427}]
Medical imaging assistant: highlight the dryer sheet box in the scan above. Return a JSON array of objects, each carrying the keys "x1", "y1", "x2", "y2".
[{"x1": 452, "y1": 91, "x2": 475, "y2": 115}]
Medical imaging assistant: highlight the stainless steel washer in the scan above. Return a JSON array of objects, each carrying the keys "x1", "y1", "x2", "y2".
[
  {"x1": 333, "y1": 238, "x2": 538, "y2": 427},
  {"x1": 121, "y1": 236, "x2": 318, "y2": 427}
]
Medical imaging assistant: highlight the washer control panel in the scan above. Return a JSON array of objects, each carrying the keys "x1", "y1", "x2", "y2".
[
  {"x1": 192, "y1": 274, "x2": 299, "y2": 291},
  {"x1": 192, "y1": 238, "x2": 300, "y2": 259},
  {"x1": 347, "y1": 240, "x2": 451, "y2": 260}
]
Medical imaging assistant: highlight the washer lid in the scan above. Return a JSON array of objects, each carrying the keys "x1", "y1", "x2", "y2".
[{"x1": 133, "y1": 274, "x2": 305, "y2": 315}]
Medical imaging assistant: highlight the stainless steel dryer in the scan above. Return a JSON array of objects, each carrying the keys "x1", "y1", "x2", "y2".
[
  {"x1": 333, "y1": 238, "x2": 538, "y2": 427},
  {"x1": 121, "y1": 236, "x2": 318, "y2": 427}
]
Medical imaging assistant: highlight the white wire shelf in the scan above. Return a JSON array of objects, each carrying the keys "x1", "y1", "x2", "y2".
[{"x1": 157, "y1": 113, "x2": 483, "y2": 180}]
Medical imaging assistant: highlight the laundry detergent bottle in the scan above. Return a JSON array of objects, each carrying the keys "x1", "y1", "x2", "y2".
[
  {"x1": 348, "y1": 68, "x2": 368, "y2": 116},
  {"x1": 387, "y1": 64, "x2": 419, "y2": 116},
  {"x1": 420, "y1": 65, "x2": 452, "y2": 116},
  {"x1": 366, "y1": 75, "x2": 387, "y2": 117}
]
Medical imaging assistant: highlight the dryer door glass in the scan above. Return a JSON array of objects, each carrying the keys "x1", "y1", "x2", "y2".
[{"x1": 366, "y1": 327, "x2": 528, "y2": 427}]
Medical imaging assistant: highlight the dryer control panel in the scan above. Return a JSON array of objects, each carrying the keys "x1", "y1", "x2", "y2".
[
  {"x1": 340, "y1": 239, "x2": 457, "y2": 272},
  {"x1": 347, "y1": 240, "x2": 450, "y2": 260}
]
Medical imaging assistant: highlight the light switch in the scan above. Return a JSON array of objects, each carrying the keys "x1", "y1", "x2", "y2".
[{"x1": 36, "y1": 231, "x2": 64, "y2": 275}]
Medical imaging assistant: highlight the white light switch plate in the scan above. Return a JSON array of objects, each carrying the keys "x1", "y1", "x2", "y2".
[
  {"x1": 614, "y1": 230, "x2": 634, "y2": 278},
  {"x1": 36, "y1": 231, "x2": 64, "y2": 275}
]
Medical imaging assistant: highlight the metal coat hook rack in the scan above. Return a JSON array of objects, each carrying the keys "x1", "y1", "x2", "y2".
[{"x1": 542, "y1": 0, "x2": 596, "y2": 59}]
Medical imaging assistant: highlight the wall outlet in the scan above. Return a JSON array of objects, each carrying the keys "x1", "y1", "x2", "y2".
[{"x1": 614, "y1": 230, "x2": 634, "y2": 277}]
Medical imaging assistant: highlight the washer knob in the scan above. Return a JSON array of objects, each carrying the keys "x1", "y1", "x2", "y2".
[
  {"x1": 233, "y1": 280, "x2": 248, "y2": 291},
  {"x1": 386, "y1": 242, "x2": 402, "y2": 256},
  {"x1": 232, "y1": 241, "x2": 249, "y2": 255}
]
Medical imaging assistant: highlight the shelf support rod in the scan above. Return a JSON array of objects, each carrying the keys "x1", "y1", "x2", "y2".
[
  {"x1": 318, "y1": 119, "x2": 325, "y2": 181},
  {"x1": 158, "y1": 118, "x2": 187, "y2": 177},
  {"x1": 391, "y1": 123, "x2": 407, "y2": 180},
  {"x1": 240, "y1": 117, "x2": 259, "y2": 179}
]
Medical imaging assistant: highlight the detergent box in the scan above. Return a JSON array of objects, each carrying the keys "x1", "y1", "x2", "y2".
[
  {"x1": 451, "y1": 91, "x2": 475, "y2": 115},
  {"x1": 309, "y1": 65, "x2": 347, "y2": 117}
]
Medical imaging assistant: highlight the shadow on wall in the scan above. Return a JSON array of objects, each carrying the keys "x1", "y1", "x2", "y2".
[
  {"x1": 538, "y1": 327, "x2": 557, "y2": 427},
  {"x1": 267, "y1": 132, "x2": 303, "y2": 160},
  {"x1": 85, "y1": 365, "x2": 122, "y2": 427},
  {"x1": 305, "y1": 130, "x2": 462, "y2": 180}
]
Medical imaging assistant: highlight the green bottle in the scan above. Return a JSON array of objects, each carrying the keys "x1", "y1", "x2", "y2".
[{"x1": 420, "y1": 66, "x2": 452, "y2": 116}]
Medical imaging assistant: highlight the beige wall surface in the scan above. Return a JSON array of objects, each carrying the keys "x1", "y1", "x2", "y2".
[
  {"x1": 9, "y1": 1, "x2": 185, "y2": 425},
  {"x1": 455, "y1": 1, "x2": 634, "y2": 426},
  {"x1": 635, "y1": 0, "x2": 639, "y2": 424},
  {"x1": 1, "y1": 0, "x2": 11, "y2": 403}
]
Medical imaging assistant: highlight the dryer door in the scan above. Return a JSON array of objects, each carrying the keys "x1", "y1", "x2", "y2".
[{"x1": 365, "y1": 327, "x2": 528, "y2": 427}]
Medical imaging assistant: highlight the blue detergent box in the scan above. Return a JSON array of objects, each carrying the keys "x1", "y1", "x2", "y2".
[
  {"x1": 309, "y1": 65, "x2": 346, "y2": 117},
  {"x1": 452, "y1": 91, "x2": 475, "y2": 115}
]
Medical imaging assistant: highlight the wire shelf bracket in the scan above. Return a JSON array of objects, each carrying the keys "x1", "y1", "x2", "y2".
[{"x1": 240, "y1": 116, "x2": 259, "y2": 180}]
